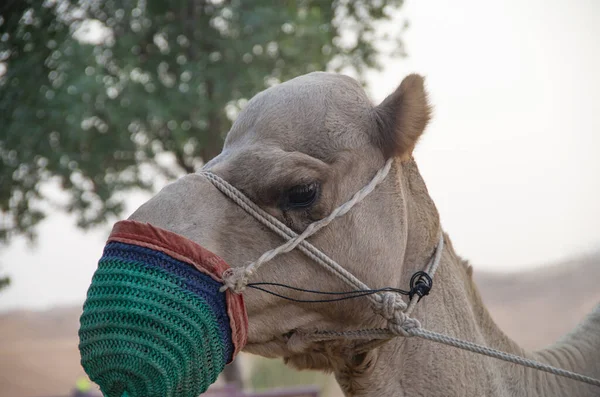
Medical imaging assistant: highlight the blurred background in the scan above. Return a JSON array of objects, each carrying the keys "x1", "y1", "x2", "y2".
[{"x1": 1, "y1": 0, "x2": 599, "y2": 396}]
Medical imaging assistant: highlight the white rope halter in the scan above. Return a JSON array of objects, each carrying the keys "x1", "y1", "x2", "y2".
[
  {"x1": 201, "y1": 158, "x2": 440, "y2": 335},
  {"x1": 200, "y1": 159, "x2": 600, "y2": 389}
]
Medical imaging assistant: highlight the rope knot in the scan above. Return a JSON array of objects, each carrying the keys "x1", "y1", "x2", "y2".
[
  {"x1": 374, "y1": 292, "x2": 407, "y2": 319},
  {"x1": 374, "y1": 292, "x2": 421, "y2": 337},
  {"x1": 388, "y1": 315, "x2": 421, "y2": 337},
  {"x1": 220, "y1": 267, "x2": 253, "y2": 294}
]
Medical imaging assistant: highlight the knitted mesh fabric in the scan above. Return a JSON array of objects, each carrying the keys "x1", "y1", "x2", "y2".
[{"x1": 79, "y1": 241, "x2": 235, "y2": 397}]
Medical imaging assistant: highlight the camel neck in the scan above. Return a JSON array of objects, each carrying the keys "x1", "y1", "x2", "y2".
[
  {"x1": 333, "y1": 159, "x2": 599, "y2": 396},
  {"x1": 533, "y1": 305, "x2": 600, "y2": 397},
  {"x1": 336, "y1": 246, "x2": 600, "y2": 396}
]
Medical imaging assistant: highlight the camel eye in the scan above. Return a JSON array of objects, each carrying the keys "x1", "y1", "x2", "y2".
[{"x1": 284, "y1": 183, "x2": 319, "y2": 209}]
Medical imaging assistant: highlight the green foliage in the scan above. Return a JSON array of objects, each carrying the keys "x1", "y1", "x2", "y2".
[
  {"x1": 0, "y1": 274, "x2": 9, "y2": 291},
  {"x1": 0, "y1": 0, "x2": 404, "y2": 244}
]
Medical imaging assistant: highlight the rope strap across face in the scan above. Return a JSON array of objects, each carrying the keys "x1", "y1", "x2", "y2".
[{"x1": 204, "y1": 159, "x2": 394, "y2": 295}]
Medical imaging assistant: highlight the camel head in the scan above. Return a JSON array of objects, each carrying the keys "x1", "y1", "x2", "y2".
[
  {"x1": 84, "y1": 72, "x2": 440, "y2": 395},
  {"x1": 131, "y1": 72, "x2": 439, "y2": 367}
]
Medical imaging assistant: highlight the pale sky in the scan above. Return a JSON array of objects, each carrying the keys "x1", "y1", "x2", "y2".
[{"x1": 1, "y1": 0, "x2": 599, "y2": 312}]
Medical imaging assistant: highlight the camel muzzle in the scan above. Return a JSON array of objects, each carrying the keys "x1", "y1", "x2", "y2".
[{"x1": 78, "y1": 220, "x2": 248, "y2": 397}]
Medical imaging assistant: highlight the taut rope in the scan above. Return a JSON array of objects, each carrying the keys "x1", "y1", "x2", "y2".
[{"x1": 201, "y1": 160, "x2": 600, "y2": 389}]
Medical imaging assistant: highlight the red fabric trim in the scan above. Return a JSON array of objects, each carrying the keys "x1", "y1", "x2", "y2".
[{"x1": 107, "y1": 220, "x2": 248, "y2": 360}]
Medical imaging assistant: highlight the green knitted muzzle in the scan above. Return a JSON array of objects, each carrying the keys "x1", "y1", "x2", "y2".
[{"x1": 78, "y1": 221, "x2": 247, "y2": 397}]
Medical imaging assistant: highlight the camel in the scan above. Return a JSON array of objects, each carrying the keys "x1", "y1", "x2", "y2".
[{"x1": 128, "y1": 72, "x2": 600, "y2": 396}]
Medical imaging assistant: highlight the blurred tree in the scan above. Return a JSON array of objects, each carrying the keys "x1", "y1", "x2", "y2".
[
  {"x1": 0, "y1": 0, "x2": 405, "y2": 243},
  {"x1": 0, "y1": 0, "x2": 406, "y2": 387},
  {"x1": 0, "y1": 274, "x2": 8, "y2": 292}
]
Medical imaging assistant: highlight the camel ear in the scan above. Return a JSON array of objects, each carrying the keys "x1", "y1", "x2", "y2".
[{"x1": 374, "y1": 74, "x2": 431, "y2": 159}]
